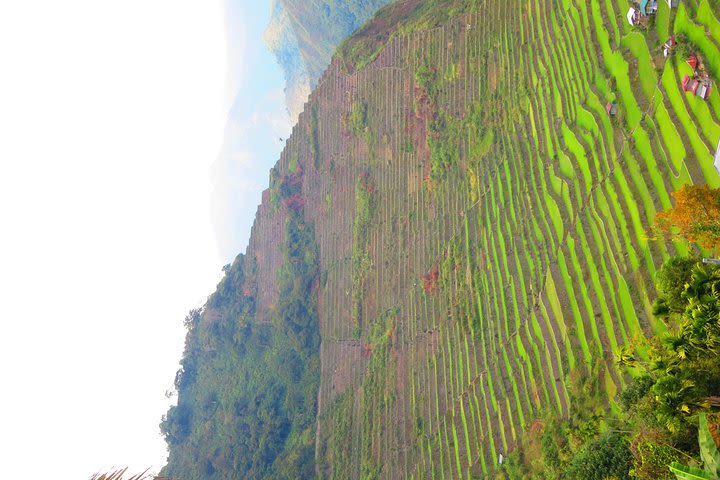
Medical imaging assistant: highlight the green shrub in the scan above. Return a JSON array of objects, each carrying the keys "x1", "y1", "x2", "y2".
[
  {"x1": 654, "y1": 256, "x2": 700, "y2": 316},
  {"x1": 629, "y1": 434, "x2": 683, "y2": 480},
  {"x1": 564, "y1": 433, "x2": 632, "y2": 480},
  {"x1": 620, "y1": 375, "x2": 656, "y2": 411},
  {"x1": 349, "y1": 100, "x2": 369, "y2": 138}
]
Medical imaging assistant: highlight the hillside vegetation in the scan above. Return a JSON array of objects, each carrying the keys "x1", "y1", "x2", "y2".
[
  {"x1": 160, "y1": 179, "x2": 321, "y2": 479},
  {"x1": 163, "y1": 0, "x2": 720, "y2": 478}
]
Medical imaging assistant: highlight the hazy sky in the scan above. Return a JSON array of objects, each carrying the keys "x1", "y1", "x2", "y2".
[
  {"x1": 0, "y1": 0, "x2": 287, "y2": 477},
  {"x1": 212, "y1": 0, "x2": 292, "y2": 262}
]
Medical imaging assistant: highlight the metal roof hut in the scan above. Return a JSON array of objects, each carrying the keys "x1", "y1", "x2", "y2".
[
  {"x1": 697, "y1": 82, "x2": 712, "y2": 100},
  {"x1": 666, "y1": 0, "x2": 679, "y2": 7},
  {"x1": 627, "y1": 7, "x2": 638, "y2": 25},
  {"x1": 606, "y1": 103, "x2": 618, "y2": 116},
  {"x1": 640, "y1": 0, "x2": 658, "y2": 14},
  {"x1": 663, "y1": 36, "x2": 676, "y2": 57},
  {"x1": 714, "y1": 138, "x2": 720, "y2": 176}
]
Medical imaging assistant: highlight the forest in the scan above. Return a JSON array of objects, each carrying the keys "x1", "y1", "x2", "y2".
[{"x1": 160, "y1": 166, "x2": 321, "y2": 479}]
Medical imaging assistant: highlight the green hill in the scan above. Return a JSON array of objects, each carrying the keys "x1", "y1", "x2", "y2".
[{"x1": 163, "y1": 0, "x2": 720, "y2": 478}]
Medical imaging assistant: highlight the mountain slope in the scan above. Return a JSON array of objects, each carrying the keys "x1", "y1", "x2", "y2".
[
  {"x1": 263, "y1": 0, "x2": 392, "y2": 120},
  {"x1": 163, "y1": 0, "x2": 720, "y2": 477}
]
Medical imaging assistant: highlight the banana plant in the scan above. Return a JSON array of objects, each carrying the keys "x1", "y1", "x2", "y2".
[{"x1": 670, "y1": 414, "x2": 720, "y2": 479}]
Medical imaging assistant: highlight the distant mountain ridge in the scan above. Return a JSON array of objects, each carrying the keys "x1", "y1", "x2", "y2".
[{"x1": 263, "y1": 0, "x2": 392, "y2": 121}]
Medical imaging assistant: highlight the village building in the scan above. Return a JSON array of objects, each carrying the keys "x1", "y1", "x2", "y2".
[
  {"x1": 683, "y1": 74, "x2": 700, "y2": 94},
  {"x1": 627, "y1": 2, "x2": 658, "y2": 26},
  {"x1": 663, "y1": 36, "x2": 676, "y2": 57},
  {"x1": 714, "y1": 138, "x2": 720, "y2": 176},
  {"x1": 627, "y1": 7, "x2": 641, "y2": 26},
  {"x1": 640, "y1": 0, "x2": 658, "y2": 14},
  {"x1": 682, "y1": 74, "x2": 713, "y2": 100},
  {"x1": 666, "y1": 0, "x2": 679, "y2": 7},
  {"x1": 606, "y1": 102, "x2": 618, "y2": 116},
  {"x1": 697, "y1": 82, "x2": 712, "y2": 100}
]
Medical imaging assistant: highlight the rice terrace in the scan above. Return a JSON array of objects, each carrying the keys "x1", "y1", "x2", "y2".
[{"x1": 160, "y1": 0, "x2": 720, "y2": 478}]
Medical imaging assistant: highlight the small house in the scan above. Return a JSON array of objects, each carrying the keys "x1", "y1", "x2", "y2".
[
  {"x1": 687, "y1": 54, "x2": 699, "y2": 70},
  {"x1": 640, "y1": 0, "x2": 658, "y2": 14},
  {"x1": 696, "y1": 82, "x2": 712, "y2": 100},
  {"x1": 627, "y1": 7, "x2": 638, "y2": 25},
  {"x1": 683, "y1": 74, "x2": 699, "y2": 94},
  {"x1": 714, "y1": 138, "x2": 720, "y2": 176},
  {"x1": 663, "y1": 36, "x2": 676, "y2": 57},
  {"x1": 666, "y1": 0, "x2": 679, "y2": 7},
  {"x1": 606, "y1": 103, "x2": 618, "y2": 116},
  {"x1": 682, "y1": 75, "x2": 712, "y2": 100}
]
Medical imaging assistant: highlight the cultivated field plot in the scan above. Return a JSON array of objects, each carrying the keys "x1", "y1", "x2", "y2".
[{"x1": 251, "y1": 0, "x2": 720, "y2": 478}]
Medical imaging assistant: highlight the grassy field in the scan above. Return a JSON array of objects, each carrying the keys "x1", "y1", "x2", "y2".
[{"x1": 255, "y1": 0, "x2": 720, "y2": 477}]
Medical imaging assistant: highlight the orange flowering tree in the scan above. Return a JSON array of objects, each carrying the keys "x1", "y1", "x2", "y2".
[{"x1": 654, "y1": 184, "x2": 720, "y2": 251}]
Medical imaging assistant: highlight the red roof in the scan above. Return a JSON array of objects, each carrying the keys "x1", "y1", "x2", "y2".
[
  {"x1": 682, "y1": 75, "x2": 700, "y2": 94},
  {"x1": 682, "y1": 74, "x2": 691, "y2": 90},
  {"x1": 687, "y1": 55, "x2": 698, "y2": 70}
]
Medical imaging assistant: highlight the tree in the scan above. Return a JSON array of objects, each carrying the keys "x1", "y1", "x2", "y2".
[
  {"x1": 673, "y1": 34, "x2": 693, "y2": 60},
  {"x1": 182, "y1": 308, "x2": 202, "y2": 330},
  {"x1": 624, "y1": 262, "x2": 720, "y2": 434},
  {"x1": 616, "y1": 345, "x2": 638, "y2": 368},
  {"x1": 654, "y1": 256, "x2": 701, "y2": 316},
  {"x1": 564, "y1": 432, "x2": 633, "y2": 480},
  {"x1": 676, "y1": 264, "x2": 720, "y2": 357},
  {"x1": 654, "y1": 184, "x2": 720, "y2": 251},
  {"x1": 619, "y1": 374, "x2": 655, "y2": 411},
  {"x1": 629, "y1": 430, "x2": 684, "y2": 480}
]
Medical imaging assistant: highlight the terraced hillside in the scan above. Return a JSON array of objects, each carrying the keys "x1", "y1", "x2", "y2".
[
  {"x1": 164, "y1": 0, "x2": 720, "y2": 478},
  {"x1": 302, "y1": 0, "x2": 720, "y2": 477}
]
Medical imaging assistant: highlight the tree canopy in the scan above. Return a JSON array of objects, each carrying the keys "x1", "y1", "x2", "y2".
[
  {"x1": 654, "y1": 184, "x2": 720, "y2": 252},
  {"x1": 160, "y1": 202, "x2": 321, "y2": 479}
]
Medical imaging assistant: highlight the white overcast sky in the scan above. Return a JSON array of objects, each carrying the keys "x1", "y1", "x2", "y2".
[{"x1": 0, "y1": 0, "x2": 254, "y2": 477}]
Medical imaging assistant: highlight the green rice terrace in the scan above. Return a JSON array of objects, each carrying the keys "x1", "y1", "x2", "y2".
[{"x1": 161, "y1": 0, "x2": 720, "y2": 478}]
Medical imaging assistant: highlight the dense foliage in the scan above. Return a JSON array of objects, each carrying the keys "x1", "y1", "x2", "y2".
[
  {"x1": 348, "y1": 100, "x2": 369, "y2": 140},
  {"x1": 646, "y1": 261, "x2": 720, "y2": 432},
  {"x1": 499, "y1": 364, "x2": 632, "y2": 479},
  {"x1": 500, "y1": 254, "x2": 720, "y2": 479},
  {"x1": 654, "y1": 184, "x2": 720, "y2": 252},
  {"x1": 160, "y1": 188, "x2": 321, "y2": 479},
  {"x1": 564, "y1": 433, "x2": 633, "y2": 480},
  {"x1": 652, "y1": 255, "x2": 701, "y2": 317}
]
